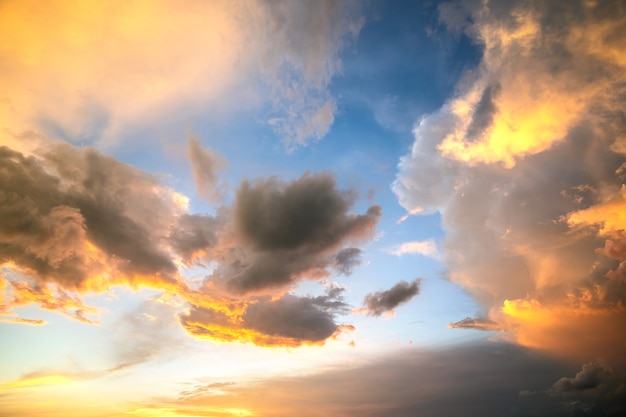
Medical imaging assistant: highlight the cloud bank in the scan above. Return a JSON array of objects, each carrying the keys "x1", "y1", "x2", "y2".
[
  {"x1": 133, "y1": 341, "x2": 626, "y2": 417},
  {"x1": 393, "y1": 0, "x2": 626, "y2": 362}
]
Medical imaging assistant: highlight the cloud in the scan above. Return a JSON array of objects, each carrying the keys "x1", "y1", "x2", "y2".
[
  {"x1": 334, "y1": 247, "x2": 362, "y2": 275},
  {"x1": 0, "y1": 136, "x2": 380, "y2": 347},
  {"x1": 393, "y1": 0, "x2": 626, "y2": 361},
  {"x1": 180, "y1": 287, "x2": 351, "y2": 347},
  {"x1": 134, "y1": 341, "x2": 584, "y2": 417},
  {"x1": 512, "y1": 361, "x2": 626, "y2": 417},
  {"x1": 448, "y1": 316, "x2": 500, "y2": 331},
  {"x1": 187, "y1": 136, "x2": 226, "y2": 203},
  {"x1": 360, "y1": 279, "x2": 421, "y2": 317},
  {"x1": 552, "y1": 361, "x2": 612, "y2": 393},
  {"x1": 0, "y1": 0, "x2": 363, "y2": 149},
  {"x1": 385, "y1": 239, "x2": 440, "y2": 258},
  {"x1": 213, "y1": 173, "x2": 381, "y2": 294}
]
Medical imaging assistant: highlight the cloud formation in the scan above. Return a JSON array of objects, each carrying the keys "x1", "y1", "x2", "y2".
[
  {"x1": 0, "y1": 136, "x2": 380, "y2": 347},
  {"x1": 360, "y1": 279, "x2": 421, "y2": 317},
  {"x1": 393, "y1": 0, "x2": 626, "y2": 361}
]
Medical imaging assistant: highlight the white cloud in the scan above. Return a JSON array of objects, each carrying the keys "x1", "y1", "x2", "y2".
[{"x1": 386, "y1": 239, "x2": 440, "y2": 259}]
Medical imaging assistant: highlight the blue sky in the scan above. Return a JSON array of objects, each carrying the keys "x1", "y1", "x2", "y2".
[{"x1": 1, "y1": 1, "x2": 626, "y2": 416}]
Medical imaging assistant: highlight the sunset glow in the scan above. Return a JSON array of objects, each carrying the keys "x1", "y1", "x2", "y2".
[{"x1": 2, "y1": 1, "x2": 626, "y2": 416}]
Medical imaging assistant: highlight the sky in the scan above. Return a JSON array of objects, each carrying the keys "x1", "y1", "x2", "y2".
[{"x1": 1, "y1": 0, "x2": 626, "y2": 416}]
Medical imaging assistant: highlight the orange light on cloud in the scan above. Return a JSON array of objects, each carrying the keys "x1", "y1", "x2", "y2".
[{"x1": 497, "y1": 298, "x2": 626, "y2": 363}]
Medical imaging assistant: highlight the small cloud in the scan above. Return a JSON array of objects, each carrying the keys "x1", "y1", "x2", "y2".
[
  {"x1": 385, "y1": 239, "x2": 440, "y2": 259},
  {"x1": 0, "y1": 316, "x2": 47, "y2": 326},
  {"x1": 396, "y1": 207, "x2": 423, "y2": 224},
  {"x1": 360, "y1": 279, "x2": 421, "y2": 317},
  {"x1": 448, "y1": 317, "x2": 500, "y2": 331}
]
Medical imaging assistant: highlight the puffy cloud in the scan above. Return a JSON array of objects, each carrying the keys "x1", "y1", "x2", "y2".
[
  {"x1": 360, "y1": 279, "x2": 421, "y2": 317},
  {"x1": 393, "y1": 0, "x2": 626, "y2": 361},
  {"x1": 0, "y1": 0, "x2": 362, "y2": 149},
  {"x1": 552, "y1": 361, "x2": 612, "y2": 393},
  {"x1": 512, "y1": 361, "x2": 626, "y2": 417},
  {"x1": 214, "y1": 173, "x2": 381, "y2": 294}
]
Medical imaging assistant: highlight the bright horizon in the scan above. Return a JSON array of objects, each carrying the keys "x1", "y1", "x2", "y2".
[{"x1": 1, "y1": 1, "x2": 626, "y2": 416}]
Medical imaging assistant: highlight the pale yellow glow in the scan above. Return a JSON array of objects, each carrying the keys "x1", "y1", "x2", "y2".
[
  {"x1": 0, "y1": 0, "x2": 243, "y2": 145},
  {"x1": 2, "y1": 374, "x2": 72, "y2": 390}
]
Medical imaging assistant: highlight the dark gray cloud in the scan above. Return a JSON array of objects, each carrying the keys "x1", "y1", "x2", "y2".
[
  {"x1": 213, "y1": 173, "x2": 381, "y2": 293},
  {"x1": 552, "y1": 361, "x2": 611, "y2": 393},
  {"x1": 465, "y1": 83, "x2": 500, "y2": 141},
  {"x1": 448, "y1": 316, "x2": 500, "y2": 331},
  {"x1": 362, "y1": 279, "x2": 421, "y2": 316},
  {"x1": 168, "y1": 214, "x2": 221, "y2": 264},
  {"x1": 148, "y1": 341, "x2": 592, "y2": 417},
  {"x1": 180, "y1": 287, "x2": 350, "y2": 346},
  {"x1": 187, "y1": 136, "x2": 226, "y2": 203},
  {"x1": 234, "y1": 173, "x2": 367, "y2": 251},
  {"x1": 510, "y1": 361, "x2": 626, "y2": 417},
  {"x1": 0, "y1": 143, "x2": 182, "y2": 288},
  {"x1": 243, "y1": 291, "x2": 350, "y2": 342}
]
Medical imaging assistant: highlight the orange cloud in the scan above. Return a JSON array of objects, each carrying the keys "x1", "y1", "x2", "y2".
[
  {"x1": 497, "y1": 298, "x2": 626, "y2": 363},
  {"x1": 394, "y1": 0, "x2": 626, "y2": 361}
]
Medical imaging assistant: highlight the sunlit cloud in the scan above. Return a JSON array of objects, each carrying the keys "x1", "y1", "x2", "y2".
[
  {"x1": 0, "y1": 136, "x2": 380, "y2": 347},
  {"x1": 393, "y1": 0, "x2": 626, "y2": 361},
  {"x1": 0, "y1": 0, "x2": 363, "y2": 150}
]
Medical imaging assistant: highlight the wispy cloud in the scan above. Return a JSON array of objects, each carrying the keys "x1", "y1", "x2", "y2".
[{"x1": 385, "y1": 239, "x2": 440, "y2": 259}]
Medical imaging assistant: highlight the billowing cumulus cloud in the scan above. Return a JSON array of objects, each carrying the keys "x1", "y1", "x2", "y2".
[
  {"x1": 393, "y1": 0, "x2": 626, "y2": 361},
  {"x1": 0, "y1": 0, "x2": 362, "y2": 150},
  {"x1": 209, "y1": 173, "x2": 381, "y2": 294},
  {"x1": 0, "y1": 136, "x2": 380, "y2": 347},
  {"x1": 360, "y1": 279, "x2": 421, "y2": 317}
]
